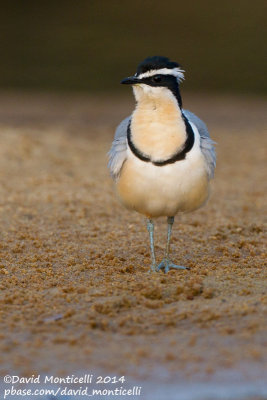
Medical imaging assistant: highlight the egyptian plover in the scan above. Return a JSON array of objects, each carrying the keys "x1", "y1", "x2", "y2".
[{"x1": 108, "y1": 56, "x2": 216, "y2": 273}]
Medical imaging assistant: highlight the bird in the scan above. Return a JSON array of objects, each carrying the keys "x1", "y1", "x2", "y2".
[{"x1": 108, "y1": 56, "x2": 216, "y2": 273}]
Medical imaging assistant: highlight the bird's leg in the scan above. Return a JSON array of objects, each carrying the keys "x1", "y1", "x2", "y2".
[
  {"x1": 147, "y1": 219, "x2": 156, "y2": 272},
  {"x1": 165, "y1": 216, "x2": 174, "y2": 261},
  {"x1": 157, "y1": 217, "x2": 189, "y2": 273}
]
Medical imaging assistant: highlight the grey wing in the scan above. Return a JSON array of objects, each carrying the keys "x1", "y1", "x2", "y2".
[
  {"x1": 183, "y1": 109, "x2": 216, "y2": 179},
  {"x1": 108, "y1": 116, "x2": 130, "y2": 180}
]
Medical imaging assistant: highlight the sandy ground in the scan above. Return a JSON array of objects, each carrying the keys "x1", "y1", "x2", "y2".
[{"x1": 0, "y1": 92, "x2": 266, "y2": 398}]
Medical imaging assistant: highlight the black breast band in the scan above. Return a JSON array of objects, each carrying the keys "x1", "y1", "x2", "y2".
[{"x1": 127, "y1": 114, "x2": 195, "y2": 166}]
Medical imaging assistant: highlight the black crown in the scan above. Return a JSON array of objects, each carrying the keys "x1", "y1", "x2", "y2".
[{"x1": 136, "y1": 56, "x2": 180, "y2": 75}]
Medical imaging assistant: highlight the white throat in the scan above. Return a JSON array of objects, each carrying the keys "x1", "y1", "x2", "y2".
[{"x1": 133, "y1": 84, "x2": 181, "y2": 113}]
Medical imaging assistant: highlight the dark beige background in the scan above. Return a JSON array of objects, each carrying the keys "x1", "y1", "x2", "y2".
[{"x1": 0, "y1": 0, "x2": 266, "y2": 94}]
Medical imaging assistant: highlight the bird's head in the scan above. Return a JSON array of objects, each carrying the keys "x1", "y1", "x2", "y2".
[{"x1": 121, "y1": 56, "x2": 185, "y2": 107}]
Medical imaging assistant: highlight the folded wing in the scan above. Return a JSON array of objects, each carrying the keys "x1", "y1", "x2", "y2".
[
  {"x1": 183, "y1": 109, "x2": 216, "y2": 179},
  {"x1": 108, "y1": 116, "x2": 130, "y2": 180}
]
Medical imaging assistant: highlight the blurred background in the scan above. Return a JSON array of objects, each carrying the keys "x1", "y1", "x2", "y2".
[
  {"x1": 0, "y1": 2, "x2": 267, "y2": 396},
  {"x1": 0, "y1": 0, "x2": 266, "y2": 95}
]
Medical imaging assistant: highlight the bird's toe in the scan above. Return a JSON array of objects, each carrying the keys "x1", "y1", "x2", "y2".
[{"x1": 156, "y1": 259, "x2": 189, "y2": 273}]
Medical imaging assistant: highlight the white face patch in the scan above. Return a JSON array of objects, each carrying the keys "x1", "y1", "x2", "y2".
[
  {"x1": 137, "y1": 67, "x2": 185, "y2": 83},
  {"x1": 133, "y1": 84, "x2": 179, "y2": 104}
]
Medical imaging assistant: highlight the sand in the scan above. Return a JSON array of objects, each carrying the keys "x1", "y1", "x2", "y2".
[{"x1": 0, "y1": 92, "x2": 266, "y2": 397}]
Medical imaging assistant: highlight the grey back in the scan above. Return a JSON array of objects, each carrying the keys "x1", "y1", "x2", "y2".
[
  {"x1": 108, "y1": 116, "x2": 130, "y2": 180},
  {"x1": 183, "y1": 109, "x2": 216, "y2": 179}
]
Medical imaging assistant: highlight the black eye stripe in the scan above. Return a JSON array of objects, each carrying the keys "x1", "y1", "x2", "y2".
[
  {"x1": 152, "y1": 75, "x2": 162, "y2": 82},
  {"x1": 142, "y1": 74, "x2": 175, "y2": 85},
  {"x1": 136, "y1": 74, "x2": 183, "y2": 108}
]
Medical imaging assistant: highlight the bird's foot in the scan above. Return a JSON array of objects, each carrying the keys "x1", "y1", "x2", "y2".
[
  {"x1": 149, "y1": 264, "x2": 157, "y2": 273},
  {"x1": 156, "y1": 259, "x2": 190, "y2": 274}
]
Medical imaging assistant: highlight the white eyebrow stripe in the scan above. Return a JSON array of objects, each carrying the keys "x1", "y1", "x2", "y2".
[{"x1": 138, "y1": 67, "x2": 185, "y2": 82}]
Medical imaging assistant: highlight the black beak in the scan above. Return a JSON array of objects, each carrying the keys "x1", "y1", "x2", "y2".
[{"x1": 120, "y1": 76, "x2": 141, "y2": 85}]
